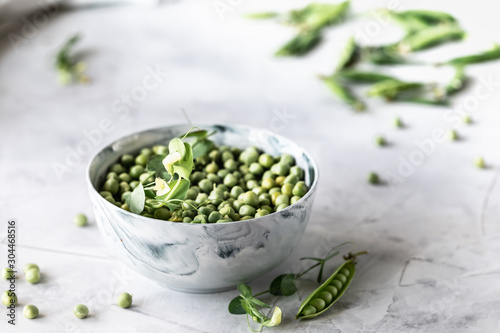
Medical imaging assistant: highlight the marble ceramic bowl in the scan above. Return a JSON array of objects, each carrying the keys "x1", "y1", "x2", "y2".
[{"x1": 87, "y1": 124, "x2": 319, "y2": 293}]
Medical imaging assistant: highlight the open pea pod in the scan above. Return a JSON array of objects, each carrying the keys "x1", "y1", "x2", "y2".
[{"x1": 295, "y1": 259, "x2": 356, "y2": 320}]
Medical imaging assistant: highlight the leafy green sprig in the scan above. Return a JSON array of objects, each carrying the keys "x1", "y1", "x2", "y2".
[{"x1": 55, "y1": 34, "x2": 89, "y2": 85}]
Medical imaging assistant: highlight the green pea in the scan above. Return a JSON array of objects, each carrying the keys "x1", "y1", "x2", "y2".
[
  {"x1": 2, "y1": 268, "x2": 14, "y2": 280},
  {"x1": 239, "y1": 205, "x2": 256, "y2": 217},
  {"x1": 275, "y1": 194, "x2": 290, "y2": 206},
  {"x1": 129, "y1": 165, "x2": 144, "y2": 179},
  {"x1": 216, "y1": 217, "x2": 234, "y2": 223},
  {"x1": 262, "y1": 170, "x2": 274, "y2": 180},
  {"x1": 111, "y1": 163, "x2": 125, "y2": 174},
  {"x1": 258, "y1": 154, "x2": 274, "y2": 168},
  {"x1": 207, "y1": 173, "x2": 221, "y2": 184},
  {"x1": 393, "y1": 116, "x2": 404, "y2": 128},
  {"x1": 252, "y1": 187, "x2": 266, "y2": 196},
  {"x1": 119, "y1": 181, "x2": 130, "y2": 194},
  {"x1": 233, "y1": 200, "x2": 244, "y2": 211},
  {"x1": 269, "y1": 187, "x2": 281, "y2": 195},
  {"x1": 107, "y1": 172, "x2": 119, "y2": 180},
  {"x1": 73, "y1": 304, "x2": 89, "y2": 319},
  {"x1": 135, "y1": 154, "x2": 148, "y2": 166},
  {"x1": 276, "y1": 203, "x2": 289, "y2": 211},
  {"x1": 334, "y1": 274, "x2": 347, "y2": 284},
  {"x1": 182, "y1": 217, "x2": 192, "y2": 223},
  {"x1": 219, "y1": 205, "x2": 235, "y2": 217},
  {"x1": 139, "y1": 173, "x2": 154, "y2": 184},
  {"x1": 243, "y1": 173, "x2": 256, "y2": 182},
  {"x1": 196, "y1": 155, "x2": 210, "y2": 166},
  {"x1": 280, "y1": 154, "x2": 295, "y2": 166},
  {"x1": 275, "y1": 176, "x2": 286, "y2": 186},
  {"x1": 292, "y1": 181, "x2": 308, "y2": 197},
  {"x1": 259, "y1": 198, "x2": 271, "y2": 206},
  {"x1": 118, "y1": 173, "x2": 132, "y2": 183},
  {"x1": 104, "y1": 178, "x2": 119, "y2": 194},
  {"x1": 199, "y1": 179, "x2": 213, "y2": 193},
  {"x1": 206, "y1": 162, "x2": 219, "y2": 174},
  {"x1": 260, "y1": 205, "x2": 273, "y2": 213},
  {"x1": 447, "y1": 129, "x2": 459, "y2": 141},
  {"x1": 105, "y1": 196, "x2": 116, "y2": 204},
  {"x1": 140, "y1": 148, "x2": 152, "y2": 157},
  {"x1": 249, "y1": 162, "x2": 264, "y2": 175},
  {"x1": 193, "y1": 214, "x2": 208, "y2": 224},
  {"x1": 191, "y1": 171, "x2": 206, "y2": 183},
  {"x1": 255, "y1": 209, "x2": 270, "y2": 218},
  {"x1": 339, "y1": 268, "x2": 350, "y2": 277},
  {"x1": 318, "y1": 291, "x2": 333, "y2": 304},
  {"x1": 224, "y1": 174, "x2": 238, "y2": 187},
  {"x1": 310, "y1": 298, "x2": 326, "y2": 311},
  {"x1": 290, "y1": 196, "x2": 301, "y2": 204},
  {"x1": 281, "y1": 183, "x2": 294, "y2": 197},
  {"x1": 271, "y1": 163, "x2": 290, "y2": 176},
  {"x1": 474, "y1": 156, "x2": 486, "y2": 169},
  {"x1": 301, "y1": 305, "x2": 317, "y2": 316},
  {"x1": 24, "y1": 263, "x2": 39, "y2": 274},
  {"x1": 196, "y1": 193, "x2": 208, "y2": 204},
  {"x1": 121, "y1": 192, "x2": 131, "y2": 203},
  {"x1": 239, "y1": 216, "x2": 253, "y2": 221},
  {"x1": 117, "y1": 292, "x2": 133, "y2": 308},
  {"x1": 290, "y1": 166, "x2": 304, "y2": 180},
  {"x1": 26, "y1": 268, "x2": 41, "y2": 284},
  {"x1": 2, "y1": 291, "x2": 17, "y2": 306},
  {"x1": 324, "y1": 285, "x2": 338, "y2": 297},
  {"x1": 375, "y1": 135, "x2": 386, "y2": 146},
  {"x1": 129, "y1": 181, "x2": 139, "y2": 190},
  {"x1": 368, "y1": 172, "x2": 380, "y2": 185},
  {"x1": 330, "y1": 280, "x2": 343, "y2": 290},
  {"x1": 208, "y1": 211, "x2": 223, "y2": 223},
  {"x1": 209, "y1": 150, "x2": 221, "y2": 161},
  {"x1": 242, "y1": 191, "x2": 259, "y2": 207},
  {"x1": 261, "y1": 178, "x2": 275, "y2": 190},
  {"x1": 239, "y1": 165, "x2": 250, "y2": 174},
  {"x1": 23, "y1": 304, "x2": 39, "y2": 319},
  {"x1": 246, "y1": 180, "x2": 259, "y2": 190},
  {"x1": 121, "y1": 154, "x2": 134, "y2": 166},
  {"x1": 271, "y1": 192, "x2": 281, "y2": 205},
  {"x1": 224, "y1": 159, "x2": 238, "y2": 171},
  {"x1": 73, "y1": 213, "x2": 88, "y2": 227},
  {"x1": 153, "y1": 145, "x2": 168, "y2": 155},
  {"x1": 221, "y1": 151, "x2": 234, "y2": 163},
  {"x1": 240, "y1": 150, "x2": 259, "y2": 165},
  {"x1": 154, "y1": 208, "x2": 172, "y2": 220},
  {"x1": 284, "y1": 174, "x2": 299, "y2": 186},
  {"x1": 230, "y1": 186, "x2": 244, "y2": 199},
  {"x1": 99, "y1": 191, "x2": 112, "y2": 198},
  {"x1": 121, "y1": 203, "x2": 130, "y2": 211}
]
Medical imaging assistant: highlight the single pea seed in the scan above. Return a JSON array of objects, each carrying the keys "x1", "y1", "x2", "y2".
[
  {"x1": 375, "y1": 135, "x2": 386, "y2": 146},
  {"x1": 255, "y1": 209, "x2": 270, "y2": 218},
  {"x1": 117, "y1": 292, "x2": 133, "y2": 308},
  {"x1": 339, "y1": 268, "x2": 350, "y2": 277},
  {"x1": 73, "y1": 213, "x2": 88, "y2": 227},
  {"x1": 310, "y1": 298, "x2": 326, "y2": 311},
  {"x1": 301, "y1": 305, "x2": 317, "y2": 316},
  {"x1": 474, "y1": 156, "x2": 486, "y2": 169},
  {"x1": 74, "y1": 304, "x2": 89, "y2": 319},
  {"x1": 104, "y1": 178, "x2": 119, "y2": 194},
  {"x1": 121, "y1": 154, "x2": 134, "y2": 166},
  {"x1": 135, "y1": 154, "x2": 148, "y2": 166},
  {"x1": 23, "y1": 305, "x2": 39, "y2": 319},
  {"x1": 129, "y1": 165, "x2": 145, "y2": 179},
  {"x1": 276, "y1": 203, "x2": 288, "y2": 211},
  {"x1": 239, "y1": 205, "x2": 256, "y2": 217},
  {"x1": 26, "y1": 268, "x2": 41, "y2": 284},
  {"x1": 334, "y1": 273, "x2": 347, "y2": 284},
  {"x1": 2, "y1": 291, "x2": 17, "y2": 306},
  {"x1": 206, "y1": 162, "x2": 219, "y2": 174},
  {"x1": 154, "y1": 208, "x2": 172, "y2": 220},
  {"x1": 2, "y1": 268, "x2": 14, "y2": 280},
  {"x1": 284, "y1": 174, "x2": 299, "y2": 186},
  {"x1": 242, "y1": 191, "x2": 259, "y2": 207},
  {"x1": 324, "y1": 285, "x2": 338, "y2": 297},
  {"x1": 258, "y1": 154, "x2": 274, "y2": 168},
  {"x1": 281, "y1": 183, "x2": 294, "y2": 197},
  {"x1": 463, "y1": 115, "x2": 473, "y2": 124},
  {"x1": 249, "y1": 162, "x2": 264, "y2": 175},
  {"x1": 290, "y1": 166, "x2": 304, "y2": 179},
  {"x1": 368, "y1": 172, "x2": 380, "y2": 185},
  {"x1": 290, "y1": 196, "x2": 301, "y2": 204},
  {"x1": 24, "y1": 263, "x2": 39, "y2": 274},
  {"x1": 447, "y1": 129, "x2": 459, "y2": 141},
  {"x1": 280, "y1": 154, "x2": 295, "y2": 166},
  {"x1": 317, "y1": 291, "x2": 333, "y2": 304},
  {"x1": 292, "y1": 181, "x2": 308, "y2": 197},
  {"x1": 275, "y1": 194, "x2": 290, "y2": 206},
  {"x1": 330, "y1": 280, "x2": 343, "y2": 290},
  {"x1": 393, "y1": 117, "x2": 404, "y2": 128}
]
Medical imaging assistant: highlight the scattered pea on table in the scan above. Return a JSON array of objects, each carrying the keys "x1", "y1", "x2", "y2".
[
  {"x1": 117, "y1": 292, "x2": 133, "y2": 308},
  {"x1": 73, "y1": 213, "x2": 88, "y2": 227},
  {"x1": 73, "y1": 304, "x2": 89, "y2": 319},
  {"x1": 1, "y1": 267, "x2": 14, "y2": 280},
  {"x1": 2, "y1": 291, "x2": 17, "y2": 307},
  {"x1": 23, "y1": 305, "x2": 39, "y2": 319}
]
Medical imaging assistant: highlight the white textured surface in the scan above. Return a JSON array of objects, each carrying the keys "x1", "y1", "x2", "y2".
[{"x1": 1, "y1": 0, "x2": 500, "y2": 332}]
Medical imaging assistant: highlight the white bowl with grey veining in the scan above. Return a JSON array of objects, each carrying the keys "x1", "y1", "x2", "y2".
[{"x1": 86, "y1": 124, "x2": 319, "y2": 293}]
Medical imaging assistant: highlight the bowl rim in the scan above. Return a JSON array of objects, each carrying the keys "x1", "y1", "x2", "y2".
[{"x1": 86, "y1": 123, "x2": 320, "y2": 226}]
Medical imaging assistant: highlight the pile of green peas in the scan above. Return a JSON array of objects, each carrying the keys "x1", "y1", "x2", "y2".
[{"x1": 99, "y1": 144, "x2": 310, "y2": 223}]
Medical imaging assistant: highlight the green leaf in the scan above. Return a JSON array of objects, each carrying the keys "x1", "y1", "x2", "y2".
[
  {"x1": 228, "y1": 296, "x2": 246, "y2": 315},
  {"x1": 164, "y1": 178, "x2": 190, "y2": 202},
  {"x1": 147, "y1": 154, "x2": 170, "y2": 180},
  {"x1": 192, "y1": 139, "x2": 214, "y2": 159},
  {"x1": 172, "y1": 142, "x2": 194, "y2": 180},
  {"x1": 144, "y1": 189, "x2": 156, "y2": 199},
  {"x1": 446, "y1": 44, "x2": 500, "y2": 66},
  {"x1": 336, "y1": 37, "x2": 359, "y2": 71},
  {"x1": 168, "y1": 138, "x2": 186, "y2": 157},
  {"x1": 180, "y1": 129, "x2": 208, "y2": 139},
  {"x1": 127, "y1": 183, "x2": 145, "y2": 214},
  {"x1": 245, "y1": 12, "x2": 278, "y2": 20},
  {"x1": 286, "y1": 1, "x2": 350, "y2": 31},
  {"x1": 249, "y1": 297, "x2": 271, "y2": 308},
  {"x1": 237, "y1": 283, "x2": 252, "y2": 297},
  {"x1": 321, "y1": 75, "x2": 365, "y2": 111},
  {"x1": 275, "y1": 30, "x2": 322, "y2": 57},
  {"x1": 281, "y1": 274, "x2": 297, "y2": 296},
  {"x1": 270, "y1": 274, "x2": 287, "y2": 296}
]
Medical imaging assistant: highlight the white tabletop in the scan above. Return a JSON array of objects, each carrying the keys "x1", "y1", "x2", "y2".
[{"x1": 1, "y1": 0, "x2": 500, "y2": 332}]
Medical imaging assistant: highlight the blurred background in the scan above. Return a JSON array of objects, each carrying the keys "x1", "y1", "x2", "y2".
[{"x1": 1, "y1": 0, "x2": 500, "y2": 332}]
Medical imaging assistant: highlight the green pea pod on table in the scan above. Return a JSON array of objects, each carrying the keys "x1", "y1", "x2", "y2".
[
  {"x1": 275, "y1": 30, "x2": 322, "y2": 57},
  {"x1": 366, "y1": 79, "x2": 426, "y2": 101},
  {"x1": 444, "y1": 44, "x2": 500, "y2": 66},
  {"x1": 395, "y1": 24, "x2": 466, "y2": 53},
  {"x1": 445, "y1": 65, "x2": 467, "y2": 96},
  {"x1": 296, "y1": 251, "x2": 366, "y2": 320},
  {"x1": 321, "y1": 75, "x2": 365, "y2": 111},
  {"x1": 335, "y1": 37, "x2": 360, "y2": 71},
  {"x1": 335, "y1": 69, "x2": 397, "y2": 84},
  {"x1": 361, "y1": 46, "x2": 407, "y2": 65},
  {"x1": 245, "y1": 12, "x2": 279, "y2": 20},
  {"x1": 388, "y1": 9, "x2": 457, "y2": 28},
  {"x1": 286, "y1": 1, "x2": 350, "y2": 31}
]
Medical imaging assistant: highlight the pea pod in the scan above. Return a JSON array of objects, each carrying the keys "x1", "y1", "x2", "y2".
[
  {"x1": 335, "y1": 37, "x2": 359, "y2": 71},
  {"x1": 245, "y1": 12, "x2": 278, "y2": 20},
  {"x1": 335, "y1": 69, "x2": 397, "y2": 84},
  {"x1": 366, "y1": 79, "x2": 425, "y2": 100},
  {"x1": 388, "y1": 10, "x2": 457, "y2": 30},
  {"x1": 445, "y1": 66, "x2": 467, "y2": 95},
  {"x1": 286, "y1": 1, "x2": 350, "y2": 31},
  {"x1": 295, "y1": 259, "x2": 356, "y2": 319},
  {"x1": 275, "y1": 30, "x2": 322, "y2": 57},
  {"x1": 396, "y1": 25, "x2": 465, "y2": 53},
  {"x1": 445, "y1": 44, "x2": 500, "y2": 66},
  {"x1": 361, "y1": 47, "x2": 407, "y2": 65},
  {"x1": 321, "y1": 75, "x2": 365, "y2": 111}
]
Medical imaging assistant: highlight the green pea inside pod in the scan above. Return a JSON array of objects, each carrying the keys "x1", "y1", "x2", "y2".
[{"x1": 295, "y1": 260, "x2": 356, "y2": 320}]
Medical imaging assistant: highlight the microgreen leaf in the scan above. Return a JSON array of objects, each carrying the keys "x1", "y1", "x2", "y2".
[
  {"x1": 127, "y1": 183, "x2": 145, "y2": 214},
  {"x1": 238, "y1": 284, "x2": 252, "y2": 297},
  {"x1": 269, "y1": 274, "x2": 287, "y2": 296},
  {"x1": 248, "y1": 297, "x2": 271, "y2": 309},
  {"x1": 147, "y1": 154, "x2": 170, "y2": 180},
  {"x1": 180, "y1": 129, "x2": 208, "y2": 139},
  {"x1": 192, "y1": 139, "x2": 214, "y2": 159},
  {"x1": 168, "y1": 138, "x2": 186, "y2": 158},
  {"x1": 228, "y1": 296, "x2": 247, "y2": 315},
  {"x1": 172, "y1": 142, "x2": 193, "y2": 180}
]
